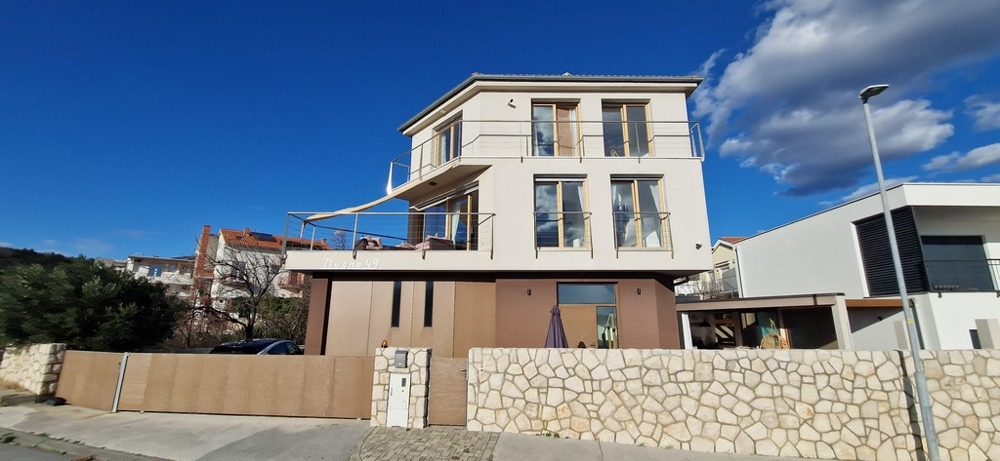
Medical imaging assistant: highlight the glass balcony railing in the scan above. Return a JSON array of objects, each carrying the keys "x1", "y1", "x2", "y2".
[
  {"x1": 922, "y1": 259, "x2": 1000, "y2": 292},
  {"x1": 388, "y1": 120, "x2": 704, "y2": 191}
]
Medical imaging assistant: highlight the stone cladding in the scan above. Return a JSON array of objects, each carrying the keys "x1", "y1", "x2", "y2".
[
  {"x1": 371, "y1": 347, "x2": 430, "y2": 428},
  {"x1": 466, "y1": 348, "x2": 1000, "y2": 461},
  {"x1": 0, "y1": 343, "x2": 66, "y2": 395}
]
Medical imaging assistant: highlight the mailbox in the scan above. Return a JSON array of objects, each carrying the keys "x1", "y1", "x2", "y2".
[{"x1": 394, "y1": 349, "x2": 408, "y2": 368}]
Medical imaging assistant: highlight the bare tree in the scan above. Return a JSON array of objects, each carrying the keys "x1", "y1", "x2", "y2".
[
  {"x1": 331, "y1": 229, "x2": 349, "y2": 250},
  {"x1": 197, "y1": 245, "x2": 287, "y2": 341}
]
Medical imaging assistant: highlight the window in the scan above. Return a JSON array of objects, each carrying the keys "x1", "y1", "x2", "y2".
[
  {"x1": 424, "y1": 281, "x2": 434, "y2": 327},
  {"x1": 391, "y1": 281, "x2": 402, "y2": 327},
  {"x1": 148, "y1": 265, "x2": 164, "y2": 277},
  {"x1": 535, "y1": 179, "x2": 587, "y2": 248},
  {"x1": 921, "y1": 236, "x2": 994, "y2": 291},
  {"x1": 611, "y1": 179, "x2": 666, "y2": 248},
  {"x1": 602, "y1": 103, "x2": 650, "y2": 157},
  {"x1": 557, "y1": 283, "x2": 616, "y2": 304},
  {"x1": 417, "y1": 190, "x2": 478, "y2": 250},
  {"x1": 532, "y1": 103, "x2": 579, "y2": 156},
  {"x1": 435, "y1": 117, "x2": 462, "y2": 165}
]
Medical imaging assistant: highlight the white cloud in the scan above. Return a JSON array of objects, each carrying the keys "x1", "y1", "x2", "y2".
[
  {"x1": 922, "y1": 143, "x2": 1000, "y2": 172},
  {"x1": 0, "y1": 241, "x2": 11, "y2": 248},
  {"x1": 965, "y1": 96, "x2": 1000, "y2": 131},
  {"x1": 74, "y1": 238, "x2": 114, "y2": 256},
  {"x1": 981, "y1": 173, "x2": 1000, "y2": 183},
  {"x1": 693, "y1": 0, "x2": 1000, "y2": 196},
  {"x1": 115, "y1": 229, "x2": 159, "y2": 239},
  {"x1": 819, "y1": 176, "x2": 918, "y2": 206}
]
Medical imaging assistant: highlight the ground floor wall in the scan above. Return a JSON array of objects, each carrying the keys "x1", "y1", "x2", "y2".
[
  {"x1": 913, "y1": 292, "x2": 1000, "y2": 350},
  {"x1": 467, "y1": 347, "x2": 1000, "y2": 461},
  {"x1": 305, "y1": 273, "x2": 681, "y2": 358}
]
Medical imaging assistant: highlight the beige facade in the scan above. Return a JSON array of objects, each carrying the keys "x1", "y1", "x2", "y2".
[{"x1": 287, "y1": 74, "x2": 712, "y2": 357}]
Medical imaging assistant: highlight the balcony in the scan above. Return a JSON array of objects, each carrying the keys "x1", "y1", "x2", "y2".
[
  {"x1": 388, "y1": 120, "x2": 705, "y2": 191},
  {"x1": 922, "y1": 259, "x2": 1000, "y2": 292},
  {"x1": 283, "y1": 211, "x2": 496, "y2": 255}
]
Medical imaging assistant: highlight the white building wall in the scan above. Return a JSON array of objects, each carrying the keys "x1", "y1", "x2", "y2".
[
  {"x1": 913, "y1": 206, "x2": 1000, "y2": 257},
  {"x1": 913, "y1": 293, "x2": 1000, "y2": 350},
  {"x1": 734, "y1": 196, "x2": 889, "y2": 298},
  {"x1": 735, "y1": 184, "x2": 1000, "y2": 298}
]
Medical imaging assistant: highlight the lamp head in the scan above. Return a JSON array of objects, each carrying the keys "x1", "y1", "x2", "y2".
[{"x1": 860, "y1": 84, "x2": 889, "y2": 102}]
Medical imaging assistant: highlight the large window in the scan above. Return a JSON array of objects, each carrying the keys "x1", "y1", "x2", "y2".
[
  {"x1": 921, "y1": 236, "x2": 994, "y2": 291},
  {"x1": 602, "y1": 103, "x2": 650, "y2": 157},
  {"x1": 535, "y1": 179, "x2": 587, "y2": 248},
  {"x1": 611, "y1": 179, "x2": 666, "y2": 248},
  {"x1": 435, "y1": 117, "x2": 462, "y2": 165},
  {"x1": 417, "y1": 190, "x2": 478, "y2": 250},
  {"x1": 532, "y1": 103, "x2": 579, "y2": 156}
]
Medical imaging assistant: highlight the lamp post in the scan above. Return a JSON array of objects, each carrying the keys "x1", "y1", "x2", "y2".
[{"x1": 860, "y1": 84, "x2": 940, "y2": 461}]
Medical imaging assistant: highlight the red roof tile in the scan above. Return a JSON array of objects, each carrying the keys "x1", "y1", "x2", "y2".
[{"x1": 219, "y1": 228, "x2": 331, "y2": 251}]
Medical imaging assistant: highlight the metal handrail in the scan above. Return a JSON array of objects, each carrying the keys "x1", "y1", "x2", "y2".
[
  {"x1": 283, "y1": 211, "x2": 496, "y2": 259},
  {"x1": 388, "y1": 120, "x2": 704, "y2": 191},
  {"x1": 532, "y1": 211, "x2": 593, "y2": 257},
  {"x1": 612, "y1": 211, "x2": 672, "y2": 256}
]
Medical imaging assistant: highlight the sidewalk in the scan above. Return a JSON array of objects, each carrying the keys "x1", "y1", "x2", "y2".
[{"x1": 0, "y1": 403, "x2": 833, "y2": 461}]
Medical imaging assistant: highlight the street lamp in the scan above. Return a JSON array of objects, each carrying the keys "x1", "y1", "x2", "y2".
[{"x1": 860, "y1": 84, "x2": 940, "y2": 461}]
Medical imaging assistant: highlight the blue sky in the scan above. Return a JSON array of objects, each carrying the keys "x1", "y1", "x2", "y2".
[{"x1": 2, "y1": 1, "x2": 999, "y2": 259}]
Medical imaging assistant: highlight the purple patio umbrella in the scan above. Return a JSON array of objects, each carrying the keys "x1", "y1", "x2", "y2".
[{"x1": 544, "y1": 305, "x2": 569, "y2": 348}]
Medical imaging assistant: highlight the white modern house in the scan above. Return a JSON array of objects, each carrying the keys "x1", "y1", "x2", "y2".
[
  {"x1": 121, "y1": 255, "x2": 195, "y2": 299},
  {"x1": 732, "y1": 183, "x2": 1000, "y2": 350},
  {"x1": 283, "y1": 73, "x2": 713, "y2": 357},
  {"x1": 193, "y1": 225, "x2": 325, "y2": 308}
]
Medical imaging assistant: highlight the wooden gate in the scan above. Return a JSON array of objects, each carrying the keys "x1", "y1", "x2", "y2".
[{"x1": 427, "y1": 357, "x2": 467, "y2": 426}]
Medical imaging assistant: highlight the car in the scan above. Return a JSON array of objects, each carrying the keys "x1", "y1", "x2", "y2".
[{"x1": 208, "y1": 339, "x2": 303, "y2": 355}]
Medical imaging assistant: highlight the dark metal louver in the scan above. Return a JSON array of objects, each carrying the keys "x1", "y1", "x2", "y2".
[{"x1": 854, "y1": 207, "x2": 929, "y2": 296}]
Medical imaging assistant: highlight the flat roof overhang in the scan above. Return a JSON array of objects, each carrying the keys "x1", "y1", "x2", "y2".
[{"x1": 677, "y1": 293, "x2": 846, "y2": 311}]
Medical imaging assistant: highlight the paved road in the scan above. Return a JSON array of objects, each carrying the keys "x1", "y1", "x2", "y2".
[{"x1": 0, "y1": 443, "x2": 75, "y2": 460}]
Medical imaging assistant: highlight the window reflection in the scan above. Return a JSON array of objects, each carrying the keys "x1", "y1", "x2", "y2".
[{"x1": 535, "y1": 180, "x2": 586, "y2": 248}]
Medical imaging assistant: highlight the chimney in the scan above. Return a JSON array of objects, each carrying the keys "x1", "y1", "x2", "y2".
[{"x1": 244, "y1": 227, "x2": 251, "y2": 234}]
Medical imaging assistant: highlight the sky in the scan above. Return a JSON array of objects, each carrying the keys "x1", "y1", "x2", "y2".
[{"x1": 2, "y1": 0, "x2": 999, "y2": 260}]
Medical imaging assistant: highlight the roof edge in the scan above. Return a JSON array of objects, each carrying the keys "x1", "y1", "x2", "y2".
[{"x1": 398, "y1": 73, "x2": 704, "y2": 133}]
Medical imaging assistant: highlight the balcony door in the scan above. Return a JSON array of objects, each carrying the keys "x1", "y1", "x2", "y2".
[
  {"x1": 921, "y1": 235, "x2": 993, "y2": 291},
  {"x1": 532, "y1": 103, "x2": 579, "y2": 157},
  {"x1": 557, "y1": 284, "x2": 618, "y2": 349},
  {"x1": 602, "y1": 103, "x2": 650, "y2": 157}
]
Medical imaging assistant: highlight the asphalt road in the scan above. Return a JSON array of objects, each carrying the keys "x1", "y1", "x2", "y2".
[{"x1": 0, "y1": 443, "x2": 74, "y2": 460}]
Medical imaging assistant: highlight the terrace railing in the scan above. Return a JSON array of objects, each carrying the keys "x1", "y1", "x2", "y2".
[
  {"x1": 389, "y1": 120, "x2": 705, "y2": 190},
  {"x1": 283, "y1": 211, "x2": 496, "y2": 259},
  {"x1": 922, "y1": 258, "x2": 1000, "y2": 292}
]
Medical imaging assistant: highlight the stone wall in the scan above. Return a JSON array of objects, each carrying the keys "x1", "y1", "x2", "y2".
[
  {"x1": 371, "y1": 347, "x2": 430, "y2": 428},
  {"x1": 466, "y1": 348, "x2": 1000, "y2": 461},
  {"x1": 0, "y1": 343, "x2": 67, "y2": 395}
]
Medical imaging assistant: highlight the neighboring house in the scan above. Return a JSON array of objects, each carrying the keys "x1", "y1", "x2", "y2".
[
  {"x1": 283, "y1": 73, "x2": 713, "y2": 357},
  {"x1": 193, "y1": 225, "x2": 328, "y2": 308},
  {"x1": 676, "y1": 237, "x2": 743, "y2": 301},
  {"x1": 120, "y1": 255, "x2": 195, "y2": 300},
  {"x1": 731, "y1": 183, "x2": 1000, "y2": 350}
]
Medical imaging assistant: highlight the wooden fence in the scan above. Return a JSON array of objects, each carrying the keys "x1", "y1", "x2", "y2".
[{"x1": 56, "y1": 352, "x2": 374, "y2": 419}]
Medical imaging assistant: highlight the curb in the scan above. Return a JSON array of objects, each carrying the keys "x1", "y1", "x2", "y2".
[{"x1": 0, "y1": 428, "x2": 172, "y2": 461}]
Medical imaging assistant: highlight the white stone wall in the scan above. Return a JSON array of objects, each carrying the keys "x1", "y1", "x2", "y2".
[
  {"x1": 467, "y1": 348, "x2": 1000, "y2": 461},
  {"x1": 371, "y1": 347, "x2": 430, "y2": 428},
  {"x1": 0, "y1": 343, "x2": 66, "y2": 395}
]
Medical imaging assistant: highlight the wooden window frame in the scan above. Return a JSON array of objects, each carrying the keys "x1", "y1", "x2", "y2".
[
  {"x1": 534, "y1": 178, "x2": 590, "y2": 249},
  {"x1": 531, "y1": 102, "x2": 581, "y2": 157},
  {"x1": 603, "y1": 102, "x2": 653, "y2": 157}
]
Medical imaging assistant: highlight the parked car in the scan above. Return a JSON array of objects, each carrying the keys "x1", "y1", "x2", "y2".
[{"x1": 208, "y1": 339, "x2": 303, "y2": 355}]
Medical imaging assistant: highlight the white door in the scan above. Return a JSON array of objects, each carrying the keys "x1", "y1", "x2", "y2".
[{"x1": 387, "y1": 373, "x2": 410, "y2": 427}]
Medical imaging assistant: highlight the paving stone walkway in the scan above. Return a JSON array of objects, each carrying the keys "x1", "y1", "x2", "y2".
[{"x1": 359, "y1": 426, "x2": 499, "y2": 461}]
